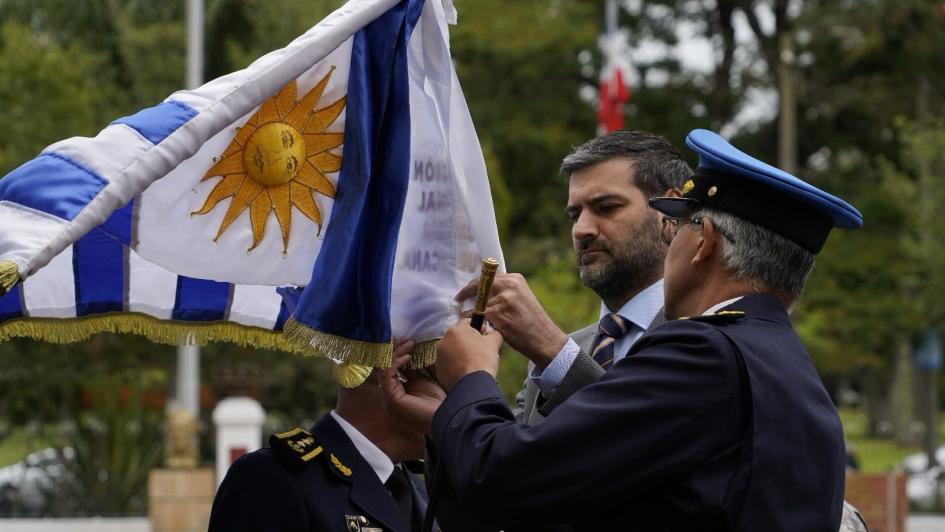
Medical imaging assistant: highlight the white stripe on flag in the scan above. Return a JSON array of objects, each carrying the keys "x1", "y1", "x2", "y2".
[
  {"x1": 22, "y1": 246, "x2": 76, "y2": 318},
  {"x1": 229, "y1": 284, "x2": 282, "y2": 330},
  {"x1": 45, "y1": 125, "x2": 155, "y2": 186},
  {"x1": 128, "y1": 249, "x2": 177, "y2": 320}
]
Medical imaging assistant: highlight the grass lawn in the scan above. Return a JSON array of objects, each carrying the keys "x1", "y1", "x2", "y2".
[
  {"x1": 839, "y1": 407, "x2": 943, "y2": 473},
  {"x1": 0, "y1": 426, "x2": 56, "y2": 467}
]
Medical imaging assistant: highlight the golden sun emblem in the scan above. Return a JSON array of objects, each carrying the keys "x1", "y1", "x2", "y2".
[{"x1": 192, "y1": 67, "x2": 346, "y2": 255}]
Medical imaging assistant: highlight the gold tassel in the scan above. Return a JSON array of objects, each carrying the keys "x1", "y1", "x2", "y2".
[
  {"x1": 333, "y1": 339, "x2": 438, "y2": 387},
  {"x1": 0, "y1": 260, "x2": 20, "y2": 295},
  {"x1": 283, "y1": 317, "x2": 394, "y2": 367},
  {"x1": 407, "y1": 339, "x2": 438, "y2": 369},
  {"x1": 333, "y1": 363, "x2": 373, "y2": 388},
  {"x1": 0, "y1": 312, "x2": 308, "y2": 353}
]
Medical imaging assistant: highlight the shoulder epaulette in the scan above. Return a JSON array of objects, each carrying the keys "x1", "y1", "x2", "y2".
[
  {"x1": 269, "y1": 427, "x2": 324, "y2": 470},
  {"x1": 268, "y1": 427, "x2": 354, "y2": 477},
  {"x1": 678, "y1": 310, "x2": 746, "y2": 324}
]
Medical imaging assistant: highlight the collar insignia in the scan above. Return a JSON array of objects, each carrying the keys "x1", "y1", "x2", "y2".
[
  {"x1": 679, "y1": 310, "x2": 745, "y2": 324},
  {"x1": 269, "y1": 427, "x2": 323, "y2": 470},
  {"x1": 331, "y1": 453, "x2": 353, "y2": 477}
]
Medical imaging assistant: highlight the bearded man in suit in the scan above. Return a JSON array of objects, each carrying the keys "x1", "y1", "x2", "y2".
[{"x1": 471, "y1": 130, "x2": 692, "y2": 424}]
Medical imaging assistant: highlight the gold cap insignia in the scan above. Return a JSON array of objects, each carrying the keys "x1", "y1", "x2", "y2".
[{"x1": 681, "y1": 179, "x2": 695, "y2": 195}]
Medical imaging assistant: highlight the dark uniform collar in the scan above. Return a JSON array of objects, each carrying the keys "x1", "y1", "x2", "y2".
[
  {"x1": 719, "y1": 292, "x2": 791, "y2": 326},
  {"x1": 311, "y1": 414, "x2": 409, "y2": 532}
]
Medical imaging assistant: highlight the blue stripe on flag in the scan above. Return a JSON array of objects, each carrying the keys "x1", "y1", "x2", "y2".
[
  {"x1": 98, "y1": 199, "x2": 135, "y2": 245},
  {"x1": 0, "y1": 284, "x2": 23, "y2": 322},
  {"x1": 274, "y1": 299, "x2": 292, "y2": 332},
  {"x1": 0, "y1": 153, "x2": 108, "y2": 221},
  {"x1": 111, "y1": 100, "x2": 198, "y2": 145},
  {"x1": 292, "y1": 0, "x2": 423, "y2": 344},
  {"x1": 275, "y1": 287, "x2": 301, "y2": 331},
  {"x1": 172, "y1": 276, "x2": 231, "y2": 322},
  {"x1": 73, "y1": 228, "x2": 125, "y2": 316}
]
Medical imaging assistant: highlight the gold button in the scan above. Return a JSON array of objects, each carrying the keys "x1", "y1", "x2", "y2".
[{"x1": 707, "y1": 185, "x2": 718, "y2": 197}]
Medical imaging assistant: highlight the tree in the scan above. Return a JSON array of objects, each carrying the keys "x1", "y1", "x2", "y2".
[{"x1": 0, "y1": 22, "x2": 115, "y2": 174}]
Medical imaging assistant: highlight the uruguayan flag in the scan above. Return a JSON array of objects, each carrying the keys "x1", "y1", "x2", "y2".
[
  {"x1": 0, "y1": 0, "x2": 503, "y2": 377},
  {"x1": 0, "y1": 218, "x2": 299, "y2": 353}
]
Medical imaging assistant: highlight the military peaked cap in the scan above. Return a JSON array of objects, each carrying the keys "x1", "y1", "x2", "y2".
[{"x1": 649, "y1": 129, "x2": 863, "y2": 253}]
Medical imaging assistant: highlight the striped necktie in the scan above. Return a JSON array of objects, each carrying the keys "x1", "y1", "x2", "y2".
[{"x1": 590, "y1": 313, "x2": 631, "y2": 369}]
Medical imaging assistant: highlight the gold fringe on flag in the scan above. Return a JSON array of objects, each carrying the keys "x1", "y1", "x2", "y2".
[
  {"x1": 0, "y1": 260, "x2": 20, "y2": 295},
  {"x1": 407, "y1": 339, "x2": 438, "y2": 369},
  {"x1": 331, "y1": 339, "x2": 439, "y2": 388},
  {"x1": 0, "y1": 312, "x2": 308, "y2": 353},
  {"x1": 0, "y1": 311, "x2": 442, "y2": 388},
  {"x1": 333, "y1": 363, "x2": 374, "y2": 388},
  {"x1": 283, "y1": 317, "x2": 394, "y2": 368}
]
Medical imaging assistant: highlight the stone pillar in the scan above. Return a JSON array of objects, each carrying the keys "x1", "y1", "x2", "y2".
[
  {"x1": 212, "y1": 397, "x2": 266, "y2": 486},
  {"x1": 149, "y1": 468, "x2": 214, "y2": 532}
]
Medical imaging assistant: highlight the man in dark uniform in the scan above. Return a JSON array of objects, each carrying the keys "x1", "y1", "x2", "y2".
[
  {"x1": 209, "y1": 342, "x2": 438, "y2": 532},
  {"x1": 383, "y1": 129, "x2": 863, "y2": 531}
]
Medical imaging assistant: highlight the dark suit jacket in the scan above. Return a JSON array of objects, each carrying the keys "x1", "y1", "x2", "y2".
[
  {"x1": 431, "y1": 294, "x2": 845, "y2": 531},
  {"x1": 209, "y1": 413, "x2": 428, "y2": 532}
]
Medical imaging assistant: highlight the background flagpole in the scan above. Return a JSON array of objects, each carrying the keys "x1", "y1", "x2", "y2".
[{"x1": 176, "y1": 0, "x2": 205, "y2": 423}]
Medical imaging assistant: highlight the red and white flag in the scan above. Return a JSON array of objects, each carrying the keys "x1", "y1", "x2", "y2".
[{"x1": 597, "y1": 0, "x2": 632, "y2": 134}]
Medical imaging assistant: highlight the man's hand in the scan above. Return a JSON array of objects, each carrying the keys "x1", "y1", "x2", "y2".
[
  {"x1": 455, "y1": 272, "x2": 567, "y2": 368},
  {"x1": 434, "y1": 318, "x2": 504, "y2": 391},
  {"x1": 381, "y1": 343, "x2": 446, "y2": 436}
]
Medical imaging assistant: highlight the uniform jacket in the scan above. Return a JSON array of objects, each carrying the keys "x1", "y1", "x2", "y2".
[
  {"x1": 209, "y1": 413, "x2": 429, "y2": 532},
  {"x1": 432, "y1": 293, "x2": 846, "y2": 531}
]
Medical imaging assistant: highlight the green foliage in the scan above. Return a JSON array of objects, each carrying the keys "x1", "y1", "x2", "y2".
[
  {"x1": 207, "y1": 0, "x2": 339, "y2": 74},
  {"x1": 188, "y1": 344, "x2": 342, "y2": 459},
  {"x1": 451, "y1": 0, "x2": 599, "y2": 238},
  {"x1": 0, "y1": 22, "x2": 115, "y2": 174},
  {"x1": 44, "y1": 375, "x2": 164, "y2": 516},
  {"x1": 881, "y1": 117, "x2": 945, "y2": 326},
  {"x1": 116, "y1": 21, "x2": 186, "y2": 105}
]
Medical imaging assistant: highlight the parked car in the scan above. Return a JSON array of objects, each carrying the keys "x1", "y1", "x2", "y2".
[
  {"x1": 0, "y1": 447, "x2": 73, "y2": 516},
  {"x1": 903, "y1": 447, "x2": 945, "y2": 511},
  {"x1": 902, "y1": 446, "x2": 945, "y2": 474}
]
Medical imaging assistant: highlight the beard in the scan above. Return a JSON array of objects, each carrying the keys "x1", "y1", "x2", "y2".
[{"x1": 577, "y1": 210, "x2": 665, "y2": 305}]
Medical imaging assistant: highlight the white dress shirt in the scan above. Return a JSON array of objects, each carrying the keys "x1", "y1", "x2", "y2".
[
  {"x1": 533, "y1": 278, "x2": 665, "y2": 397},
  {"x1": 703, "y1": 296, "x2": 743, "y2": 315},
  {"x1": 330, "y1": 410, "x2": 394, "y2": 484}
]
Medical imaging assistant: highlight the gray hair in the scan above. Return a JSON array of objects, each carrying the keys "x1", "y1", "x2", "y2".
[
  {"x1": 560, "y1": 130, "x2": 692, "y2": 198},
  {"x1": 697, "y1": 207, "x2": 815, "y2": 304}
]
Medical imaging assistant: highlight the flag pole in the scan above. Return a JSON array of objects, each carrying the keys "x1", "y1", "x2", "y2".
[
  {"x1": 176, "y1": 0, "x2": 205, "y2": 422},
  {"x1": 605, "y1": 0, "x2": 618, "y2": 35}
]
